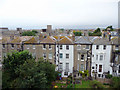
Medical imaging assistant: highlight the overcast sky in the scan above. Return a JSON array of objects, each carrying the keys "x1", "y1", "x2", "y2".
[{"x1": 0, "y1": 0, "x2": 119, "y2": 29}]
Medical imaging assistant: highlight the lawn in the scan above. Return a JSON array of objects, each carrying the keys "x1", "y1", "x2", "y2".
[
  {"x1": 54, "y1": 80, "x2": 91, "y2": 88},
  {"x1": 74, "y1": 80, "x2": 91, "y2": 88}
]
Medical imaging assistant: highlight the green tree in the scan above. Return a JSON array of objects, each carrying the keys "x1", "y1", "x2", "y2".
[
  {"x1": 2, "y1": 51, "x2": 57, "y2": 88},
  {"x1": 73, "y1": 32, "x2": 82, "y2": 36},
  {"x1": 22, "y1": 31, "x2": 36, "y2": 36},
  {"x1": 32, "y1": 30, "x2": 38, "y2": 33}
]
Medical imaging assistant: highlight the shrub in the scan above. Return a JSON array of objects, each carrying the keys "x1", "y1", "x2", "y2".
[
  {"x1": 110, "y1": 77, "x2": 120, "y2": 88},
  {"x1": 90, "y1": 80, "x2": 104, "y2": 88}
]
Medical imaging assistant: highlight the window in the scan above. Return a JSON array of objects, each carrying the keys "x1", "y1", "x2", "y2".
[
  {"x1": 96, "y1": 45, "x2": 99, "y2": 49},
  {"x1": 32, "y1": 53, "x2": 36, "y2": 58},
  {"x1": 86, "y1": 45, "x2": 89, "y2": 49},
  {"x1": 99, "y1": 65, "x2": 102, "y2": 72},
  {"x1": 49, "y1": 53, "x2": 52, "y2": 59},
  {"x1": 80, "y1": 64, "x2": 84, "y2": 71},
  {"x1": 66, "y1": 45, "x2": 69, "y2": 50},
  {"x1": 103, "y1": 45, "x2": 106, "y2": 50},
  {"x1": 96, "y1": 55, "x2": 98, "y2": 60},
  {"x1": 92, "y1": 67, "x2": 94, "y2": 69},
  {"x1": 43, "y1": 44, "x2": 46, "y2": 49},
  {"x1": 64, "y1": 72, "x2": 68, "y2": 76},
  {"x1": 81, "y1": 54, "x2": 84, "y2": 60},
  {"x1": 96, "y1": 64, "x2": 97, "y2": 69},
  {"x1": 66, "y1": 54, "x2": 69, "y2": 59},
  {"x1": 77, "y1": 64, "x2": 79, "y2": 71},
  {"x1": 115, "y1": 45, "x2": 119, "y2": 50},
  {"x1": 78, "y1": 53, "x2": 80, "y2": 60},
  {"x1": 98, "y1": 74, "x2": 101, "y2": 77},
  {"x1": 59, "y1": 53, "x2": 63, "y2": 58},
  {"x1": 11, "y1": 44, "x2": 14, "y2": 48},
  {"x1": 77, "y1": 45, "x2": 81, "y2": 50},
  {"x1": 100, "y1": 55, "x2": 103, "y2": 60},
  {"x1": 60, "y1": 45, "x2": 62, "y2": 49},
  {"x1": 59, "y1": 63, "x2": 63, "y2": 70},
  {"x1": 43, "y1": 53, "x2": 46, "y2": 59},
  {"x1": 49, "y1": 45, "x2": 52, "y2": 49},
  {"x1": 33, "y1": 45, "x2": 35, "y2": 49},
  {"x1": 66, "y1": 63, "x2": 69, "y2": 70},
  {"x1": 119, "y1": 65, "x2": 120, "y2": 73},
  {"x1": 3, "y1": 44, "x2": 5, "y2": 49}
]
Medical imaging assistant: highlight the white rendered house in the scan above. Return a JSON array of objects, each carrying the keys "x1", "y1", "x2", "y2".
[
  {"x1": 91, "y1": 38, "x2": 112, "y2": 78},
  {"x1": 55, "y1": 36, "x2": 74, "y2": 77}
]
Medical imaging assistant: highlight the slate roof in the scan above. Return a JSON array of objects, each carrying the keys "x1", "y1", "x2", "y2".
[
  {"x1": 75, "y1": 36, "x2": 92, "y2": 44},
  {"x1": 93, "y1": 38, "x2": 112, "y2": 45}
]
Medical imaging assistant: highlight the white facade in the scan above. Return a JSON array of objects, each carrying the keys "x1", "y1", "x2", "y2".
[
  {"x1": 56, "y1": 45, "x2": 74, "y2": 77},
  {"x1": 91, "y1": 45, "x2": 112, "y2": 78}
]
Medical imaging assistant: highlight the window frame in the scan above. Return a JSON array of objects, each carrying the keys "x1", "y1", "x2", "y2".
[{"x1": 66, "y1": 45, "x2": 69, "y2": 50}]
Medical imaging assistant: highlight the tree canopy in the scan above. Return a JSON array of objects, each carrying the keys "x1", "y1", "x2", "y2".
[
  {"x1": 89, "y1": 28, "x2": 102, "y2": 36},
  {"x1": 2, "y1": 50, "x2": 57, "y2": 88},
  {"x1": 22, "y1": 30, "x2": 38, "y2": 36}
]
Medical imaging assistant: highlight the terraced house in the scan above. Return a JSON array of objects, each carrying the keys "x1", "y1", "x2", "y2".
[
  {"x1": 111, "y1": 37, "x2": 120, "y2": 76},
  {"x1": 55, "y1": 36, "x2": 74, "y2": 77},
  {"x1": 91, "y1": 38, "x2": 112, "y2": 78},
  {"x1": 74, "y1": 36, "x2": 92, "y2": 77}
]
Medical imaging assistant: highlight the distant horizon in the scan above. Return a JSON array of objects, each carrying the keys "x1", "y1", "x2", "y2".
[
  {"x1": 0, "y1": 24, "x2": 118, "y2": 30},
  {"x1": 0, "y1": 0, "x2": 119, "y2": 30}
]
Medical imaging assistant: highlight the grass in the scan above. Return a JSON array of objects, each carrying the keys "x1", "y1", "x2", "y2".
[
  {"x1": 74, "y1": 80, "x2": 91, "y2": 88},
  {"x1": 55, "y1": 80, "x2": 91, "y2": 88}
]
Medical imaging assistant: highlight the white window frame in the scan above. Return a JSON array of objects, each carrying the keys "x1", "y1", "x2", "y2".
[
  {"x1": 66, "y1": 45, "x2": 69, "y2": 50},
  {"x1": 100, "y1": 54, "x2": 103, "y2": 61},
  {"x1": 59, "y1": 53, "x2": 63, "y2": 59},
  {"x1": 66, "y1": 54, "x2": 69, "y2": 59},
  {"x1": 49, "y1": 53, "x2": 52, "y2": 59},
  {"x1": 81, "y1": 54, "x2": 84, "y2": 61}
]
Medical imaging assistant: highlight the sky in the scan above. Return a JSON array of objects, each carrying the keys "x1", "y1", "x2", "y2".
[{"x1": 0, "y1": 0, "x2": 119, "y2": 29}]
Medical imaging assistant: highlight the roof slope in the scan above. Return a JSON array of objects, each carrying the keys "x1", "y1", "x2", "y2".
[
  {"x1": 58, "y1": 36, "x2": 73, "y2": 44},
  {"x1": 75, "y1": 36, "x2": 92, "y2": 44},
  {"x1": 24, "y1": 37, "x2": 37, "y2": 44},
  {"x1": 40, "y1": 36, "x2": 56, "y2": 44},
  {"x1": 93, "y1": 38, "x2": 112, "y2": 45}
]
